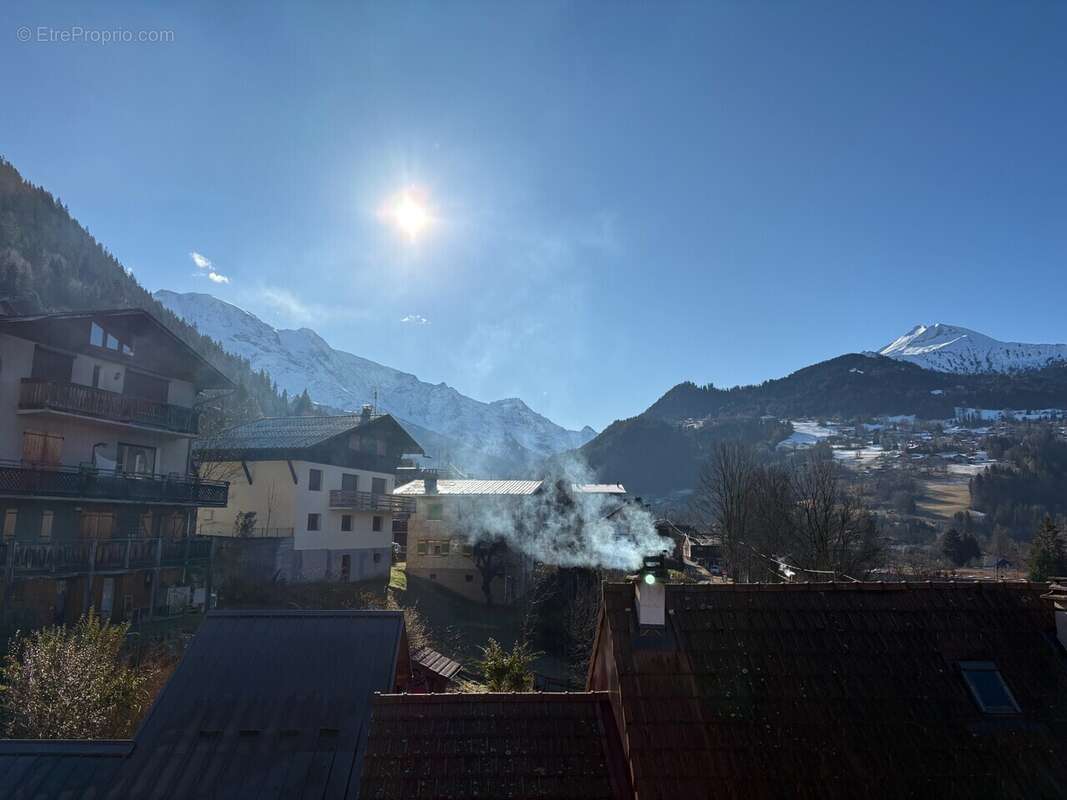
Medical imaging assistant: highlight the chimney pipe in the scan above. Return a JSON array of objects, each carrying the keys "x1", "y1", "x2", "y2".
[
  {"x1": 1047, "y1": 578, "x2": 1067, "y2": 651},
  {"x1": 360, "y1": 403, "x2": 373, "y2": 423},
  {"x1": 636, "y1": 556, "x2": 668, "y2": 626}
]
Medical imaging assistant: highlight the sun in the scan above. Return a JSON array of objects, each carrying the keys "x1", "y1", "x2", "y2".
[{"x1": 383, "y1": 189, "x2": 432, "y2": 241}]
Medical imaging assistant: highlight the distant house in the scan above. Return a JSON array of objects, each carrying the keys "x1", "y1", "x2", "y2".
[
  {"x1": 395, "y1": 478, "x2": 631, "y2": 604},
  {"x1": 194, "y1": 409, "x2": 423, "y2": 584},
  {"x1": 0, "y1": 309, "x2": 230, "y2": 629},
  {"x1": 587, "y1": 579, "x2": 1067, "y2": 799},
  {"x1": 655, "y1": 519, "x2": 722, "y2": 573}
]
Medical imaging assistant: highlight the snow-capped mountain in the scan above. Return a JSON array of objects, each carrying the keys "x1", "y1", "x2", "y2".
[
  {"x1": 879, "y1": 323, "x2": 1067, "y2": 374},
  {"x1": 154, "y1": 291, "x2": 595, "y2": 474}
]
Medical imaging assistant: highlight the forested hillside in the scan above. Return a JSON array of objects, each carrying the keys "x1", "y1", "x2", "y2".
[{"x1": 0, "y1": 158, "x2": 287, "y2": 429}]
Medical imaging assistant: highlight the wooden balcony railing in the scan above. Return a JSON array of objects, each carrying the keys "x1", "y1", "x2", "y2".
[
  {"x1": 0, "y1": 536, "x2": 213, "y2": 579},
  {"x1": 0, "y1": 461, "x2": 229, "y2": 507},
  {"x1": 328, "y1": 490, "x2": 416, "y2": 513},
  {"x1": 19, "y1": 378, "x2": 199, "y2": 435}
]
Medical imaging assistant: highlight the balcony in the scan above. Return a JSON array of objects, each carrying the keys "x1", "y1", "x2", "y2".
[
  {"x1": 0, "y1": 536, "x2": 213, "y2": 578},
  {"x1": 328, "y1": 490, "x2": 416, "y2": 513},
  {"x1": 19, "y1": 378, "x2": 199, "y2": 436},
  {"x1": 0, "y1": 461, "x2": 229, "y2": 507}
]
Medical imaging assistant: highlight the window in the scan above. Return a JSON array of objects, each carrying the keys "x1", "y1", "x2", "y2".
[
  {"x1": 429, "y1": 573, "x2": 437, "y2": 581},
  {"x1": 90, "y1": 322, "x2": 105, "y2": 347},
  {"x1": 202, "y1": 509, "x2": 215, "y2": 521},
  {"x1": 89, "y1": 322, "x2": 134, "y2": 356},
  {"x1": 465, "y1": 574, "x2": 474, "y2": 583},
  {"x1": 22, "y1": 431, "x2": 63, "y2": 465},
  {"x1": 416, "y1": 540, "x2": 428, "y2": 555},
  {"x1": 308, "y1": 469, "x2": 322, "y2": 491},
  {"x1": 80, "y1": 511, "x2": 114, "y2": 540},
  {"x1": 373, "y1": 552, "x2": 381, "y2": 563},
  {"x1": 431, "y1": 540, "x2": 450, "y2": 556},
  {"x1": 116, "y1": 443, "x2": 156, "y2": 475},
  {"x1": 372, "y1": 477, "x2": 387, "y2": 495},
  {"x1": 3, "y1": 510, "x2": 17, "y2": 541},
  {"x1": 341, "y1": 473, "x2": 358, "y2": 491},
  {"x1": 426, "y1": 502, "x2": 443, "y2": 521},
  {"x1": 307, "y1": 513, "x2": 321, "y2": 531},
  {"x1": 960, "y1": 661, "x2": 1021, "y2": 714},
  {"x1": 92, "y1": 365, "x2": 102, "y2": 388},
  {"x1": 462, "y1": 542, "x2": 473, "y2": 557},
  {"x1": 340, "y1": 555, "x2": 351, "y2": 582},
  {"x1": 106, "y1": 333, "x2": 119, "y2": 351},
  {"x1": 341, "y1": 515, "x2": 353, "y2": 532},
  {"x1": 40, "y1": 511, "x2": 53, "y2": 541},
  {"x1": 372, "y1": 515, "x2": 383, "y2": 532}
]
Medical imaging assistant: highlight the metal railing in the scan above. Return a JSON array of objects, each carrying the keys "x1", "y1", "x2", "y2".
[
  {"x1": 328, "y1": 490, "x2": 416, "y2": 513},
  {"x1": 19, "y1": 378, "x2": 199, "y2": 435},
  {"x1": 0, "y1": 461, "x2": 229, "y2": 507},
  {"x1": 198, "y1": 526, "x2": 295, "y2": 538},
  {"x1": 0, "y1": 536, "x2": 213, "y2": 578}
]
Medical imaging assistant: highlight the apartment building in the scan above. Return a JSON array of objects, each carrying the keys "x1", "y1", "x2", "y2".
[
  {"x1": 0, "y1": 309, "x2": 231, "y2": 629},
  {"x1": 194, "y1": 409, "x2": 423, "y2": 583}
]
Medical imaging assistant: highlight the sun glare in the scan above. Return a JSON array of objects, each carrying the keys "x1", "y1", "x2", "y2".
[{"x1": 383, "y1": 189, "x2": 432, "y2": 241}]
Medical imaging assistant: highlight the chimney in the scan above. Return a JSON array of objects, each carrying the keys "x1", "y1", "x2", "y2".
[
  {"x1": 1047, "y1": 578, "x2": 1067, "y2": 651},
  {"x1": 636, "y1": 556, "x2": 667, "y2": 626},
  {"x1": 424, "y1": 476, "x2": 438, "y2": 495},
  {"x1": 360, "y1": 403, "x2": 373, "y2": 423}
]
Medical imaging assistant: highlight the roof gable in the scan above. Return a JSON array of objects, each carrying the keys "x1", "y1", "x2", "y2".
[
  {"x1": 594, "y1": 581, "x2": 1067, "y2": 800},
  {"x1": 393, "y1": 479, "x2": 543, "y2": 496}
]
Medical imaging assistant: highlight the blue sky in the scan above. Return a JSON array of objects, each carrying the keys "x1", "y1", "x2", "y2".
[{"x1": 2, "y1": 2, "x2": 1065, "y2": 431}]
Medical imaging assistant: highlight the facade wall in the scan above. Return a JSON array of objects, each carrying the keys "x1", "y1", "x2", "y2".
[
  {"x1": 215, "y1": 537, "x2": 390, "y2": 586},
  {"x1": 199, "y1": 459, "x2": 395, "y2": 584},
  {"x1": 405, "y1": 495, "x2": 531, "y2": 604}
]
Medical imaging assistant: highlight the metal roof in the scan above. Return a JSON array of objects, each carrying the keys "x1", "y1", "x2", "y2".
[
  {"x1": 393, "y1": 479, "x2": 543, "y2": 496},
  {"x1": 572, "y1": 483, "x2": 628, "y2": 494},
  {"x1": 0, "y1": 741, "x2": 131, "y2": 800},
  {"x1": 411, "y1": 647, "x2": 462, "y2": 680},
  {"x1": 103, "y1": 609, "x2": 406, "y2": 799}
]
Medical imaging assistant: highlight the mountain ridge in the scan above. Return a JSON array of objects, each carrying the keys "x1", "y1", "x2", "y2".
[
  {"x1": 154, "y1": 290, "x2": 595, "y2": 475},
  {"x1": 878, "y1": 322, "x2": 1067, "y2": 374}
]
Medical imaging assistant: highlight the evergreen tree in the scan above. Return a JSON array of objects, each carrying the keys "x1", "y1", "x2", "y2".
[
  {"x1": 941, "y1": 528, "x2": 965, "y2": 566},
  {"x1": 959, "y1": 533, "x2": 982, "y2": 565},
  {"x1": 1028, "y1": 516, "x2": 1066, "y2": 582}
]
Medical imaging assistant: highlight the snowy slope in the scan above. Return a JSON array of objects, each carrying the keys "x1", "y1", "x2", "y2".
[
  {"x1": 879, "y1": 323, "x2": 1067, "y2": 374},
  {"x1": 155, "y1": 291, "x2": 595, "y2": 474}
]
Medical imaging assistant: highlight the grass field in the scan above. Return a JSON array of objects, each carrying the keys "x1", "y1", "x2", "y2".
[{"x1": 916, "y1": 478, "x2": 972, "y2": 521}]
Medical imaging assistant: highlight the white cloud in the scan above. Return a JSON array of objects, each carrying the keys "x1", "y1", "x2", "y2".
[
  {"x1": 189, "y1": 251, "x2": 213, "y2": 270},
  {"x1": 400, "y1": 314, "x2": 430, "y2": 325},
  {"x1": 190, "y1": 251, "x2": 230, "y2": 284}
]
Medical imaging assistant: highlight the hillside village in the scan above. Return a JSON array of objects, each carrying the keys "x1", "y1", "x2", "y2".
[{"x1": 3, "y1": 2, "x2": 1067, "y2": 795}]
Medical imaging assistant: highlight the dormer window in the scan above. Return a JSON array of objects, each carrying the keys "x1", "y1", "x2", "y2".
[
  {"x1": 90, "y1": 321, "x2": 134, "y2": 356},
  {"x1": 960, "y1": 661, "x2": 1021, "y2": 714}
]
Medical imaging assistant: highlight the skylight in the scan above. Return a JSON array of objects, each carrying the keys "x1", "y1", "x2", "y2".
[{"x1": 959, "y1": 661, "x2": 1021, "y2": 715}]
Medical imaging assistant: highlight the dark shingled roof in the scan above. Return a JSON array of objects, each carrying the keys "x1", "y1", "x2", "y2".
[
  {"x1": 0, "y1": 741, "x2": 131, "y2": 800},
  {"x1": 591, "y1": 581, "x2": 1067, "y2": 800},
  {"x1": 359, "y1": 692, "x2": 632, "y2": 800},
  {"x1": 195, "y1": 413, "x2": 424, "y2": 459},
  {"x1": 104, "y1": 609, "x2": 407, "y2": 799}
]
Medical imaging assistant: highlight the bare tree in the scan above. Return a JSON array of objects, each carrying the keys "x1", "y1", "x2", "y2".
[
  {"x1": 691, "y1": 441, "x2": 758, "y2": 581},
  {"x1": 471, "y1": 539, "x2": 509, "y2": 606},
  {"x1": 787, "y1": 456, "x2": 882, "y2": 579}
]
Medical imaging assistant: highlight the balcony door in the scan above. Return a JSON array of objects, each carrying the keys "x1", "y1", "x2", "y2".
[
  {"x1": 124, "y1": 370, "x2": 168, "y2": 403},
  {"x1": 31, "y1": 346, "x2": 73, "y2": 382}
]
